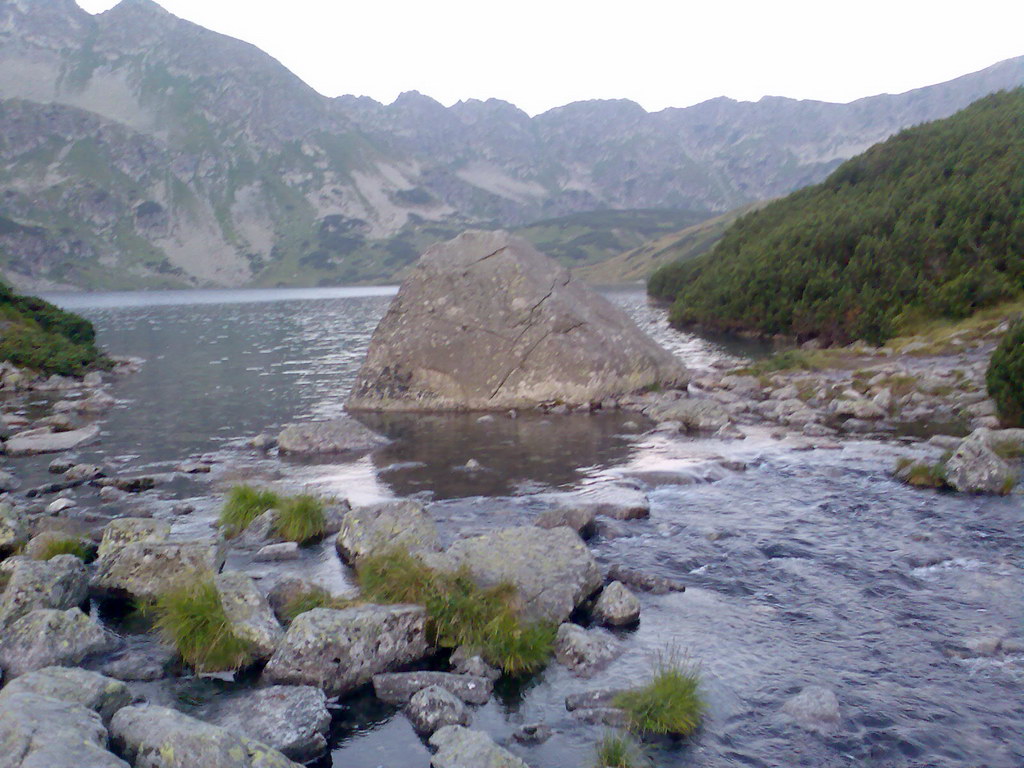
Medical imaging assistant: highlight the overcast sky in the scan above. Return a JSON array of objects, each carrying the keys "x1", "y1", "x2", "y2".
[{"x1": 75, "y1": 0, "x2": 1024, "y2": 116}]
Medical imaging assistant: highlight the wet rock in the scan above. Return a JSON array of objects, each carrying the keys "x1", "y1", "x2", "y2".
[
  {"x1": 48, "y1": 457, "x2": 77, "y2": 474},
  {"x1": 175, "y1": 460, "x2": 212, "y2": 474},
  {"x1": 0, "y1": 555, "x2": 89, "y2": 628},
  {"x1": 0, "y1": 608, "x2": 116, "y2": 678},
  {"x1": 96, "y1": 517, "x2": 170, "y2": 559},
  {"x1": 4, "y1": 424, "x2": 100, "y2": 456},
  {"x1": 45, "y1": 496, "x2": 75, "y2": 514},
  {"x1": 553, "y1": 623, "x2": 619, "y2": 677},
  {"x1": 512, "y1": 723, "x2": 553, "y2": 744},
  {"x1": 0, "y1": 666, "x2": 130, "y2": 723},
  {"x1": 831, "y1": 397, "x2": 885, "y2": 420},
  {"x1": 254, "y1": 542, "x2": 301, "y2": 561},
  {"x1": 91, "y1": 539, "x2": 225, "y2": 601},
  {"x1": 606, "y1": 565, "x2": 686, "y2": 595},
  {"x1": 101, "y1": 646, "x2": 176, "y2": 681},
  {"x1": 406, "y1": 685, "x2": 471, "y2": 735},
  {"x1": 95, "y1": 474, "x2": 163, "y2": 493},
  {"x1": 534, "y1": 503, "x2": 598, "y2": 538},
  {"x1": 437, "y1": 526, "x2": 602, "y2": 624},
  {"x1": 214, "y1": 571, "x2": 283, "y2": 660},
  {"x1": 645, "y1": 397, "x2": 731, "y2": 432},
  {"x1": 0, "y1": 504, "x2": 29, "y2": 556},
  {"x1": 428, "y1": 725, "x2": 530, "y2": 768},
  {"x1": 945, "y1": 430, "x2": 1015, "y2": 494},
  {"x1": 266, "y1": 576, "x2": 323, "y2": 623},
  {"x1": 565, "y1": 688, "x2": 627, "y2": 711},
  {"x1": 335, "y1": 499, "x2": 439, "y2": 565},
  {"x1": 249, "y1": 432, "x2": 278, "y2": 451},
  {"x1": 64, "y1": 463, "x2": 106, "y2": 482},
  {"x1": 0, "y1": 469, "x2": 19, "y2": 492},
  {"x1": 99, "y1": 485, "x2": 128, "y2": 503},
  {"x1": 373, "y1": 671, "x2": 494, "y2": 705},
  {"x1": 263, "y1": 605, "x2": 429, "y2": 696},
  {"x1": 449, "y1": 647, "x2": 501, "y2": 680},
  {"x1": 593, "y1": 581, "x2": 641, "y2": 627},
  {"x1": 781, "y1": 685, "x2": 841, "y2": 733},
  {"x1": 575, "y1": 484, "x2": 650, "y2": 520},
  {"x1": 277, "y1": 416, "x2": 387, "y2": 455},
  {"x1": 212, "y1": 685, "x2": 330, "y2": 763},
  {"x1": 572, "y1": 706, "x2": 629, "y2": 727},
  {"x1": 110, "y1": 704, "x2": 302, "y2": 768},
  {"x1": 0, "y1": 691, "x2": 129, "y2": 768},
  {"x1": 347, "y1": 230, "x2": 687, "y2": 412}
]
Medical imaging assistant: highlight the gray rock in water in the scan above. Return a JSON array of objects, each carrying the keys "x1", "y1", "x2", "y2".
[
  {"x1": 781, "y1": 685, "x2": 841, "y2": 733},
  {"x1": 277, "y1": 416, "x2": 387, "y2": 455},
  {"x1": 110, "y1": 704, "x2": 302, "y2": 768},
  {"x1": 553, "y1": 623, "x2": 620, "y2": 677},
  {"x1": 0, "y1": 555, "x2": 89, "y2": 628},
  {"x1": 573, "y1": 484, "x2": 650, "y2": 520},
  {"x1": 406, "y1": 685, "x2": 471, "y2": 735},
  {"x1": 533, "y1": 504, "x2": 598, "y2": 539},
  {"x1": 606, "y1": 565, "x2": 686, "y2": 595},
  {"x1": 0, "y1": 469, "x2": 20, "y2": 492},
  {"x1": 0, "y1": 691, "x2": 129, "y2": 768},
  {"x1": 212, "y1": 685, "x2": 330, "y2": 763},
  {"x1": 645, "y1": 397, "x2": 731, "y2": 433},
  {"x1": 254, "y1": 542, "x2": 301, "y2": 562},
  {"x1": 4, "y1": 424, "x2": 100, "y2": 456},
  {"x1": 0, "y1": 608, "x2": 116, "y2": 678},
  {"x1": 96, "y1": 517, "x2": 170, "y2": 560},
  {"x1": 214, "y1": 571, "x2": 283, "y2": 661},
  {"x1": 263, "y1": 605, "x2": 429, "y2": 696},
  {"x1": 373, "y1": 671, "x2": 494, "y2": 705},
  {"x1": 91, "y1": 539, "x2": 225, "y2": 601},
  {"x1": 101, "y1": 646, "x2": 176, "y2": 682},
  {"x1": 335, "y1": 499, "x2": 439, "y2": 565},
  {"x1": 0, "y1": 503, "x2": 28, "y2": 556},
  {"x1": 450, "y1": 646, "x2": 501, "y2": 681},
  {"x1": 347, "y1": 230, "x2": 687, "y2": 412},
  {"x1": 945, "y1": 430, "x2": 1016, "y2": 494},
  {"x1": 0, "y1": 666, "x2": 130, "y2": 723},
  {"x1": 428, "y1": 725, "x2": 530, "y2": 768},
  {"x1": 592, "y1": 581, "x2": 641, "y2": 627},
  {"x1": 436, "y1": 526, "x2": 603, "y2": 624}
]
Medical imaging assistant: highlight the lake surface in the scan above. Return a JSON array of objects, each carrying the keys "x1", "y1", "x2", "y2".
[{"x1": 28, "y1": 286, "x2": 1024, "y2": 768}]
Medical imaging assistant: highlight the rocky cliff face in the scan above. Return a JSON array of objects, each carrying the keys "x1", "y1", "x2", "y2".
[{"x1": 0, "y1": 0, "x2": 1021, "y2": 289}]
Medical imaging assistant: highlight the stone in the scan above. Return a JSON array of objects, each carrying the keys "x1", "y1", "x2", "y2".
[
  {"x1": 0, "y1": 469, "x2": 19, "y2": 492},
  {"x1": 428, "y1": 725, "x2": 530, "y2": 768},
  {"x1": 266, "y1": 577, "x2": 323, "y2": 623},
  {"x1": 277, "y1": 416, "x2": 387, "y2": 455},
  {"x1": 99, "y1": 485, "x2": 128, "y2": 502},
  {"x1": 406, "y1": 685, "x2": 470, "y2": 735},
  {"x1": 449, "y1": 647, "x2": 501, "y2": 680},
  {"x1": 254, "y1": 542, "x2": 301, "y2": 561},
  {"x1": 96, "y1": 517, "x2": 170, "y2": 560},
  {"x1": 564, "y1": 689, "x2": 627, "y2": 711},
  {"x1": 945, "y1": 430, "x2": 1016, "y2": 494},
  {"x1": 534, "y1": 504, "x2": 598, "y2": 538},
  {"x1": 101, "y1": 646, "x2": 176, "y2": 681},
  {"x1": 553, "y1": 623, "x2": 619, "y2": 676},
  {"x1": 0, "y1": 555, "x2": 89, "y2": 628},
  {"x1": 263, "y1": 605, "x2": 429, "y2": 696},
  {"x1": 0, "y1": 666, "x2": 130, "y2": 723},
  {"x1": 175, "y1": 460, "x2": 212, "y2": 473},
  {"x1": 645, "y1": 398, "x2": 731, "y2": 432},
  {"x1": 335, "y1": 499, "x2": 439, "y2": 565},
  {"x1": 214, "y1": 571, "x2": 283, "y2": 660},
  {"x1": 64, "y1": 463, "x2": 106, "y2": 482},
  {"x1": 212, "y1": 685, "x2": 330, "y2": 763},
  {"x1": 347, "y1": 230, "x2": 687, "y2": 412},
  {"x1": 592, "y1": 581, "x2": 641, "y2": 627},
  {"x1": 23, "y1": 529, "x2": 89, "y2": 560},
  {"x1": 512, "y1": 723, "x2": 553, "y2": 744},
  {"x1": 0, "y1": 503, "x2": 28, "y2": 556},
  {"x1": 573, "y1": 484, "x2": 650, "y2": 520},
  {"x1": 831, "y1": 397, "x2": 885, "y2": 420},
  {"x1": 781, "y1": 685, "x2": 841, "y2": 733},
  {"x1": 3, "y1": 424, "x2": 100, "y2": 456},
  {"x1": 0, "y1": 691, "x2": 129, "y2": 768},
  {"x1": 109, "y1": 704, "x2": 302, "y2": 768},
  {"x1": 77, "y1": 391, "x2": 117, "y2": 413},
  {"x1": 45, "y1": 496, "x2": 75, "y2": 514},
  {"x1": 372, "y1": 671, "x2": 494, "y2": 705},
  {"x1": 95, "y1": 474, "x2": 163, "y2": 493},
  {"x1": 606, "y1": 565, "x2": 686, "y2": 595},
  {"x1": 0, "y1": 608, "x2": 116, "y2": 678},
  {"x1": 91, "y1": 539, "x2": 225, "y2": 601},
  {"x1": 437, "y1": 526, "x2": 603, "y2": 624}
]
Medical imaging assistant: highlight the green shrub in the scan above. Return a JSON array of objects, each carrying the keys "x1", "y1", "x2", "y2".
[
  {"x1": 273, "y1": 494, "x2": 326, "y2": 544},
  {"x1": 356, "y1": 548, "x2": 555, "y2": 674},
  {"x1": 987, "y1": 318, "x2": 1024, "y2": 427},
  {"x1": 594, "y1": 731, "x2": 650, "y2": 768},
  {"x1": 218, "y1": 485, "x2": 280, "y2": 537},
  {"x1": 152, "y1": 579, "x2": 253, "y2": 672},
  {"x1": 34, "y1": 537, "x2": 90, "y2": 561},
  {"x1": 615, "y1": 653, "x2": 705, "y2": 736}
]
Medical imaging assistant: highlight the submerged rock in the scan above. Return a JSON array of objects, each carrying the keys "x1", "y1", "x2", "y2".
[
  {"x1": 4, "y1": 424, "x2": 100, "y2": 456},
  {"x1": 335, "y1": 499, "x2": 439, "y2": 564},
  {"x1": 428, "y1": 725, "x2": 530, "y2": 768},
  {"x1": 212, "y1": 685, "x2": 331, "y2": 763},
  {"x1": 263, "y1": 604, "x2": 429, "y2": 696},
  {"x1": 553, "y1": 623, "x2": 620, "y2": 677},
  {"x1": 406, "y1": 685, "x2": 471, "y2": 735},
  {"x1": 781, "y1": 685, "x2": 841, "y2": 733},
  {"x1": 347, "y1": 230, "x2": 687, "y2": 412},
  {"x1": 277, "y1": 416, "x2": 387, "y2": 455},
  {"x1": 101, "y1": 646, "x2": 176, "y2": 682}
]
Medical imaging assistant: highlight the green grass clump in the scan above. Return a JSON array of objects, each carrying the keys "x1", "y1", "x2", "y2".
[
  {"x1": 279, "y1": 585, "x2": 357, "y2": 622},
  {"x1": 594, "y1": 731, "x2": 650, "y2": 768},
  {"x1": 272, "y1": 494, "x2": 326, "y2": 544},
  {"x1": 218, "y1": 485, "x2": 280, "y2": 537},
  {"x1": 733, "y1": 349, "x2": 824, "y2": 376},
  {"x1": 896, "y1": 457, "x2": 948, "y2": 488},
  {"x1": 34, "y1": 537, "x2": 90, "y2": 561},
  {"x1": 987, "y1": 318, "x2": 1024, "y2": 427},
  {"x1": 615, "y1": 653, "x2": 705, "y2": 736},
  {"x1": 356, "y1": 548, "x2": 555, "y2": 674},
  {"x1": 152, "y1": 579, "x2": 253, "y2": 672}
]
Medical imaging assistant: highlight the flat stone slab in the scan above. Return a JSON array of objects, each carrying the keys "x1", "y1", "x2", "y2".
[
  {"x1": 372, "y1": 671, "x2": 494, "y2": 705},
  {"x1": 4, "y1": 424, "x2": 100, "y2": 456}
]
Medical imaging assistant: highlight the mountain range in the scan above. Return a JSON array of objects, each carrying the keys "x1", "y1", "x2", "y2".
[{"x1": 0, "y1": 0, "x2": 1022, "y2": 290}]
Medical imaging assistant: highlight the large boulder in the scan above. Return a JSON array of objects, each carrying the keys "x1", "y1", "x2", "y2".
[
  {"x1": 945, "y1": 430, "x2": 1016, "y2": 494},
  {"x1": 214, "y1": 571, "x2": 283, "y2": 660},
  {"x1": 436, "y1": 526, "x2": 603, "y2": 624},
  {"x1": 0, "y1": 666, "x2": 131, "y2": 723},
  {"x1": 277, "y1": 416, "x2": 387, "y2": 455},
  {"x1": 263, "y1": 604, "x2": 429, "y2": 696},
  {"x1": 347, "y1": 230, "x2": 687, "y2": 412},
  {"x1": 0, "y1": 608, "x2": 116, "y2": 678},
  {"x1": 109, "y1": 705, "x2": 302, "y2": 768},
  {"x1": 335, "y1": 499, "x2": 440, "y2": 564},
  {"x1": 91, "y1": 539, "x2": 226, "y2": 601},
  {"x1": 0, "y1": 555, "x2": 89, "y2": 628},
  {"x1": 211, "y1": 686, "x2": 331, "y2": 763},
  {"x1": 96, "y1": 518, "x2": 170, "y2": 560},
  {"x1": 0, "y1": 691, "x2": 129, "y2": 768},
  {"x1": 428, "y1": 725, "x2": 530, "y2": 768}
]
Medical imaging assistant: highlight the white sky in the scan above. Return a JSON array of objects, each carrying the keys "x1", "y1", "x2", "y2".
[{"x1": 75, "y1": 0, "x2": 1024, "y2": 116}]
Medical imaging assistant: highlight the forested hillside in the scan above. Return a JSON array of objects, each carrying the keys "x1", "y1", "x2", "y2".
[{"x1": 649, "y1": 89, "x2": 1024, "y2": 345}]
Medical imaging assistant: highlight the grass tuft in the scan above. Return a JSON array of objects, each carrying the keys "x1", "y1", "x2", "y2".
[
  {"x1": 219, "y1": 485, "x2": 280, "y2": 538},
  {"x1": 151, "y1": 579, "x2": 254, "y2": 672},
  {"x1": 356, "y1": 548, "x2": 555, "y2": 674},
  {"x1": 34, "y1": 537, "x2": 90, "y2": 561},
  {"x1": 279, "y1": 585, "x2": 358, "y2": 623},
  {"x1": 615, "y1": 651, "x2": 705, "y2": 736},
  {"x1": 594, "y1": 731, "x2": 650, "y2": 768},
  {"x1": 272, "y1": 494, "x2": 326, "y2": 544}
]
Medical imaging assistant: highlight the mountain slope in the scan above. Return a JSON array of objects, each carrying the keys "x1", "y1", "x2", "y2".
[{"x1": 648, "y1": 89, "x2": 1024, "y2": 345}]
